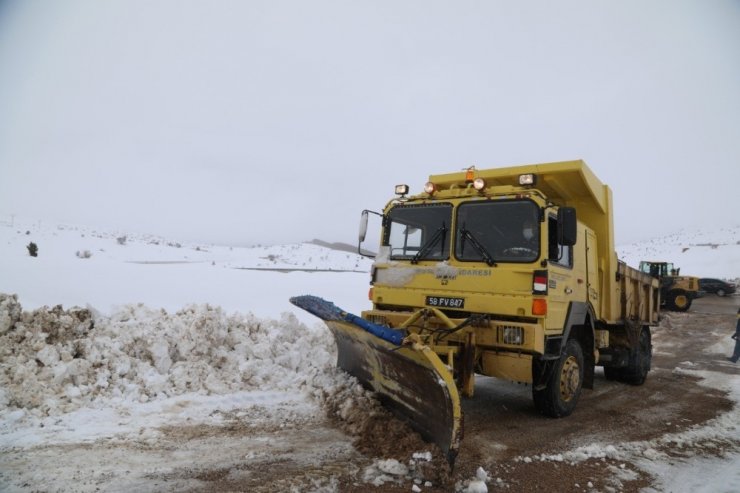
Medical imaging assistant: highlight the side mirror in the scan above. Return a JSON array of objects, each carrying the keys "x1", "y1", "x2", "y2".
[
  {"x1": 359, "y1": 210, "x2": 369, "y2": 243},
  {"x1": 557, "y1": 207, "x2": 577, "y2": 246},
  {"x1": 358, "y1": 210, "x2": 383, "y2": 258}
]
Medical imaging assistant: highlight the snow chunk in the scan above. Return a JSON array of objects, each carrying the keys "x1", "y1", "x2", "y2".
[
  {"x1": 465, "y1": 480, "x2": 488, "y2": 493},
  {"x1": 378, "y1": 459, "x2": 409, "y2": 476},
  {"x1": 434, "y1": 261, "x2": 458, "y2": 280},
  {"x1": 413, "y1": 451, "x2": 432, "y2": 462},
  {"x1": 362, "y1": 459, "x2": 409, "y2": 486},
  {"x1": 0, "y1": 294, "x2": 22, "y2": 334}
]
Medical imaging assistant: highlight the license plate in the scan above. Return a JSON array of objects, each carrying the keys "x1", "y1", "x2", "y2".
[{"x1": 425, "y1": 296, "x2": 465, "y2": 309}]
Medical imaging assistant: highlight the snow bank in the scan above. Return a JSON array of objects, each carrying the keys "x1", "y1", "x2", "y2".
[
  {"x1": 0, "y1": 293, "x2": 341, "y2": 418},
  {"x1": 0, "y1": 293, "x2": 455, "y2": 491}
]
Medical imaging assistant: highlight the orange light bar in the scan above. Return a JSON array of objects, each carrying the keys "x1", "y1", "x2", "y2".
[
  {"x1": 465, "y1": 166, "x2": 475, "y2": 182},
  {"x1": 532, "y1": 299, "x2": 547, "y2": 316}
]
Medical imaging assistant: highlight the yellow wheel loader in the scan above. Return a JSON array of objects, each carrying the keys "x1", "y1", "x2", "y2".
[
  {"x1": 292, "y1": 160, "x2": 659, "y2": 466},
  {"x1": 638, "y1": 261, "x2": 700, "y2": 312}
]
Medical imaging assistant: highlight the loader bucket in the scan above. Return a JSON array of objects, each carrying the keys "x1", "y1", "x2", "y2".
[{"x1": 290, "y1": 295, "x2": 462, "y2": 466}]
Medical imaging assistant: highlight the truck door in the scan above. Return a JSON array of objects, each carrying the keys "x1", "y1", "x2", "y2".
[
  {"x1": 546, "y1": 215, "x2": 575, "y2": 330},
  {"x1": 585, "y1": 229, "x2": 600, "y2": 316}
]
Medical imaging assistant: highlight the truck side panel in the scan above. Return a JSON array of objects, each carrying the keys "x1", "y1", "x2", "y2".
[{"x1": 617, "y1": 262, "x2": 660, "y2": 325}]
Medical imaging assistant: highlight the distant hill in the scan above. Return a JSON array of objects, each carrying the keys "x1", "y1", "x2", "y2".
[
  {"x1": 617, "y1": 226, "x2": 740, "y2": 280},
  {"x1": 3, "y1": 214, "x2": 737, "y2": 280}
]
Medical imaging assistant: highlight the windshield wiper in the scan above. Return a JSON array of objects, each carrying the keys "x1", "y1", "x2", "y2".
[
  {"x1": 411, "y1": 223, "x2": 447, "y2": 264},
  {"x1": 459, "y1": 223, "x2": 497, "y2": 267}
]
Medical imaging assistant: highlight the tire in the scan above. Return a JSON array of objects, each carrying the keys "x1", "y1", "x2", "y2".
[
  {"x1": 717, "y1": 289, "x2": 726, "y2": 297},
  {"x1": 666, "y1": 290, "x2": 691, "y2": 312},
  {"x1": 603, "y1": 366, "x2": 621, "y2": 381},
  {"x1": 619, "y1": 328, "x2": 651, "y2": 385},
  {"x1": 533, "y1": 339, "x2": 584, "y2": 417}
]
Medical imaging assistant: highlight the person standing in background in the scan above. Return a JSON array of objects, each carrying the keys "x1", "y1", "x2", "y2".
[{"x1": 729, "y1": 307, "x2": 740, "y2": 363}]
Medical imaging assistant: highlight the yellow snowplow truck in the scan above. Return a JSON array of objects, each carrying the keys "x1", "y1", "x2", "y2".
[
  {"x1": 638, "y1": 261, "x2": 700, "y2": 312},
  {"x1": 291, "y1": 160, "x2": 659, "y2": 466}
]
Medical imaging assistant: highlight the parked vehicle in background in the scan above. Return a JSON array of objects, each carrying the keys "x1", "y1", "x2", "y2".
[{"x1": 699, "y1": 278, "x2": 737, "y2": 297}]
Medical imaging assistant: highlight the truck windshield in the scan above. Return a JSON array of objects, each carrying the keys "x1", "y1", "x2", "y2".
[
  {"x1": 385, "y1": 203, "x2": 452, "y2": 261},
  {"x1": 455, "y1": 199, "x2": 540, "y2": 263}
]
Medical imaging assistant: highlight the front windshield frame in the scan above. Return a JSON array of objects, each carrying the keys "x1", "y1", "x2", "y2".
[
  {"x1": 454, "y1": 198, "x2": 541, "y2": 264},
  {"x1": 383, "y1": 202, "x2": 453, "y2": 262}
]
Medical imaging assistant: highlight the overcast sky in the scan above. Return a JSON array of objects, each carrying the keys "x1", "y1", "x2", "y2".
[{"x1": 1, "y1": 1, "x2": 738, "y2": 246}]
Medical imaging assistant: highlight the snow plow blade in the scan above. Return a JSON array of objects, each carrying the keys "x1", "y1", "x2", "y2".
[{"x1": 289, "y1": 295, "x2": 462, "y2": 466}]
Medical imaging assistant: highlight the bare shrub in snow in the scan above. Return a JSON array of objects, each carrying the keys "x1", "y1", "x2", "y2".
[
  {"x1": 116, "y1": 236, "x2": 127, "y2": 245},
  {"x1": 27, "y1": 242, "x2": 38, "y2": 257},
  {"x1": 76, "y1": 250, "x2": 92, "y2": 259}
]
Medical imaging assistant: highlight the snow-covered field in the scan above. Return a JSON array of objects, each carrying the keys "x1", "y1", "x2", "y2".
[
  {"x1": 0, "y1": 217, "x2": 372, "y2": 325},
  {"x1": 1, "y1": 216, "x2": 739, "y2": 492}
]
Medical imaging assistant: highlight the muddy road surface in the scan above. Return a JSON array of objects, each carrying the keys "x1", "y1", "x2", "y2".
[{"x1": 451, "y1": 294, "x2": 740, "y2": 491}]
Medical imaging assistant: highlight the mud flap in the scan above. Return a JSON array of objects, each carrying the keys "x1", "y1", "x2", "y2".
[{"x1": 290, "y1": 296, "x2": 462, "y2": 466}]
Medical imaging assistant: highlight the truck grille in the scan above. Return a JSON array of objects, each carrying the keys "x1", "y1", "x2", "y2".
[
  {"x1": 498, "y1": 325, "x2": 524, "y2": 345},
  {"x1": 366, "y1": 314, "x2": 390, "y2": 327}
]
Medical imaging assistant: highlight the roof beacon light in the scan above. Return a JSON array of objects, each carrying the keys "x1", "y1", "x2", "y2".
[
  {"x1": 424, "y1": 182, "x2": 436, "y2": 194},
  {"x1": 395, "y1": 184, "x2": 410, "y2": 196},
  {"x1": 465, "y1": 166, "x2": 476, "y2": 182},
  {"x1": 519, "y1": 174, "x2": 537, "y2": 186},
  {"x1": 473, "y1": 178, "x2": 486, "y2": 191}
]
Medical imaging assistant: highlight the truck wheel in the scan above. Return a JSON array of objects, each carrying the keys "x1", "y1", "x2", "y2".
[
  {"x1": 619, "y1": 328, "x2": 651, "y2": 385},
  {"x1": 533, "y1": 339, "x2": 584, "y2": 418},
  {"x1": 667, "y1": 290, "x2": 691, "y2": 312},
  {"x1": 603, "y1": 366, "x2": 620, "y2": 381}
]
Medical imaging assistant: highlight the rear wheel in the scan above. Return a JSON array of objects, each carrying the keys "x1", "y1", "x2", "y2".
[
  {"x1": 533, "y1": 339, "x2": 584, "y2": 417},
  {"x1": 619, "y1": 328, "x2": 651, "y2": 385},
  {"x1": 717, "y1": 289, "x2": 726, "y2": 297}
]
